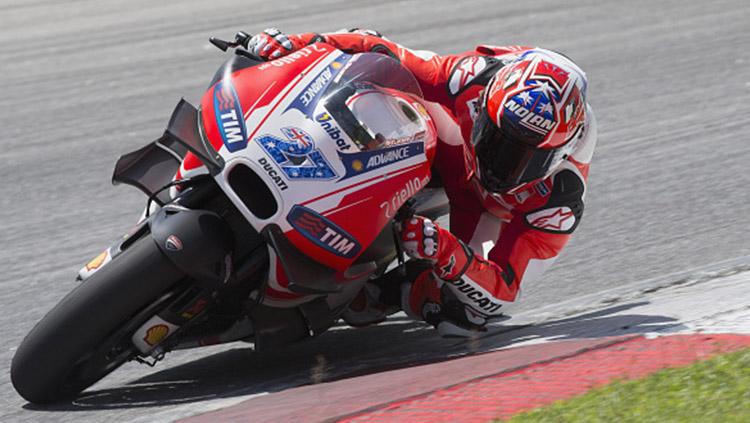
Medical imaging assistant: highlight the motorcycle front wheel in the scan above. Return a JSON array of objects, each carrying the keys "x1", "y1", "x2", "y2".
[{"x1": 11, "y1": 235, "x2": 184, "y2": 404}]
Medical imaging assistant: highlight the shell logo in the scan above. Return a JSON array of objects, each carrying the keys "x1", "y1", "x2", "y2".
[
  {"x1": 352, "y1": 160, "x2": 364, "y2": 172},
  {"x1": 85, "y1": 251, "x2": 108, "y2": 271},
  {"x1": 143, "y1": 324, "x2": 170, "y2": 347}
]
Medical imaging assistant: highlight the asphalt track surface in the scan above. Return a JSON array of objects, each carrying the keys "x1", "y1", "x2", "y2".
[{"x1": 1, "y1": 0, "x2": 748, "y2": 421}]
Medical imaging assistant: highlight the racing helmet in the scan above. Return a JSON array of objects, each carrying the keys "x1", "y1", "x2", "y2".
[{"x1": 471, "y1": 49, "x2": 587, "y2": 193}]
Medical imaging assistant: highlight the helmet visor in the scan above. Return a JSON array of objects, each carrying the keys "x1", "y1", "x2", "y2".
[{"x1": 471, "y1": 109, "x2": 563, "y2": 192}]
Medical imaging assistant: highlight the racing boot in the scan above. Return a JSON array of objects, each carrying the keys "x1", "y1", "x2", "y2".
[{"x1": 341, "y1": 283, "x2": 398, "y2": 327}]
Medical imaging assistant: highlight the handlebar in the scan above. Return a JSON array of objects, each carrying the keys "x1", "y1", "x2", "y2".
[{"x1": 209, "y1": 31, "x2": 264, "y2": 61}]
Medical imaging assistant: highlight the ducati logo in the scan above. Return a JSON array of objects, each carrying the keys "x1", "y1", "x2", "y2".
[{"x1": 165, "y1": 235, "x2": 183, "y2": 251}]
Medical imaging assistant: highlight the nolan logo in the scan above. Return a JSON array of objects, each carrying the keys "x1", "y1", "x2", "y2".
[
  {"x1": 213, "y1": 81, "x2": 248, "y2": 152},
  {"x1": 504, "y1": 98, "x2": 555, "y2": 133},
  {"x1": 287, "y1": 205, "x2": 361, "y2": 258}
]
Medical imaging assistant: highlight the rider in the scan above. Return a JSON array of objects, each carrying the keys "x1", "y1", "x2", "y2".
[{"x1": 245, "y1": 28, "x2": 597, "y2": 337}]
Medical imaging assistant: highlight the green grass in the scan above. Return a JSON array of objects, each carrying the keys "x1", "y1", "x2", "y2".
[{"x1": 505, "y1": 347, "x2": 750, "y2": 423}]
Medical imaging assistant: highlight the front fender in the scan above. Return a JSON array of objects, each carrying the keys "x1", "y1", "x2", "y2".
[{"x1": 149, "y1": 205, "x2": 234, "y2": 289}]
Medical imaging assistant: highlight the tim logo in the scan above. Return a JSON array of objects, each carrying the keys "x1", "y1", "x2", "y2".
[
  {"x1": 213, "y1": 81, "x2": 248, "y2": 152},
  {"x1": 255, "y1": 127, "x2": 337, "y2": 180},
  {"x1": 287, "y1": 205, "x2": 361, "y2": 258}
]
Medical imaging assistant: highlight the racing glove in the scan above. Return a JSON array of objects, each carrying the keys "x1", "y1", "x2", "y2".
[
  {"x1": 399, "y1": 216, "x2": 473, "y2": 281},
  {"x1": 244, "y1": 28, "x2": 307, "y2": 60}
]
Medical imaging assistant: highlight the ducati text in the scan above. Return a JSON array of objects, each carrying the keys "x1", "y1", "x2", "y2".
[{"x1": 257, "y1": 157, "x2": 289, "y2": 191}]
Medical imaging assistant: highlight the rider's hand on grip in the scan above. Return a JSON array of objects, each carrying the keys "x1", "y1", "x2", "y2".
[
  {"x1": 245, "y1": 28, "x2": 303, "y2": 60},
  {"x1": 399, "y1": 216, "x2": 440, "y2": 261},
  {"x1": 399, "y1": 216, "x2": 473, "y2": 281}
]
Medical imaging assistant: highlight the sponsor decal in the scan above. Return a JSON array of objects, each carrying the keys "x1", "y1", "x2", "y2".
[
  {"x1": 287, "y1": 205, "x2": 361, "y2": 258},
  {"x1": 449, "y1": 278, "x2": 504, "y2": 315},
  {"x1": 514, "y1": 189, "x2": 531, "y2": 204},
  {"x1": 380, "y1": 176, "x2": 426, "y2": 218},
  {"x1": 255, "y1": 127, "x2": 337, "y2": 180},
  {"x1": 213, "y1": 81, "x2": 248, "y2": 152},
  {"x1": 384, "y1": 130, "x2": 426, "y2": 147},
  {"x1": 257, "y1": 157, "x2": 289, "y2": 191},
  {"x1": 85, "y1": 250, "x2": 109, "y2": 271},
  {"x1": 258, "y1": 44, "x2": 329, "y2": 70},
  {"x1": 449, "y1": 56, "x2": 488, "y2": 95},
  {"x1": 504, "y1": 95, "x2": 555, "y2": 134},
  {"x1": 338, "y1": 141, "x2": 424, "y2": 180},
  {"x1": 180, "y1": 298, "x2": 209, "y2": 320},
  {"x1": 525, "y1": 206, "x2": 576, "y2": 232},
  {"x1": 285, "y1": 54, "x2": 351, "y2": 118},
  {"x1": 315, "y1": 112, "x2": 355, "y2": 151},
  {"x1": 143, "y1": 324, "x2": 170, "y2": 347},
  {"x1": 535, "y1": 181, "x2": 550, "y2": 197},
  {"x1": 165, "y1": 235, "x2": 183, "y2": 252},
  {"x1": 414, "y1": 102, "x2": 430, "y2": 119}
]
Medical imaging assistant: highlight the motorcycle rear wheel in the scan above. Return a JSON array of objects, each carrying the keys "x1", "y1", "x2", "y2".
[{"x1": 11, "y1": 236, "x2": 184, "y2": 404}]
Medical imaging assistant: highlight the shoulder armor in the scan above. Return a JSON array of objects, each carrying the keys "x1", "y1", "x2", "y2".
[
  {"x1": 448, "y1": 56, "x2": 504, "y2": 97},
  {"x1": 524, "y1": 170, "x2": 585, "y2": 234}
]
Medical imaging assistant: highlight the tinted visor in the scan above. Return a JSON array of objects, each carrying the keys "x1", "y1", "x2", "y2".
[{"x1": 471, "y1": 109, "x2": 562, "y2": 192}]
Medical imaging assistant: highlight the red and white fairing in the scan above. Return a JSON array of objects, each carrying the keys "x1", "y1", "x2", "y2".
[{"x1": 194, "y1": 44, "x2": 437, "y2": 272}]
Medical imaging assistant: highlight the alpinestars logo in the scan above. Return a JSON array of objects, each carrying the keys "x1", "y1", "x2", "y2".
[
  {"x1": 449, "y1": 56, "x2": 487, "y2": 95},
  {"x1": 439, "y1": 254, "x2": 457, "y2": 278},
  {"x1": 255, "y1": 127, "x2": 337, "y2": 180},
  {"x1": 525, "y1": 206, "x2": 576, "y2": 232}
]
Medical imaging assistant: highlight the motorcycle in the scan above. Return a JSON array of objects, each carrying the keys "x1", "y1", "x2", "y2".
[{"x1": 10, "y1": 32, "x2": 449, "y2": 404}]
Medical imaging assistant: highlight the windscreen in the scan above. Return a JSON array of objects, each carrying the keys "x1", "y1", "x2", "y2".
[{"x1": 320, "y1": 53, "x2": 425, "y2": 152}]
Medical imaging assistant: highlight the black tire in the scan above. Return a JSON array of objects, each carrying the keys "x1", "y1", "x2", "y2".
[{"x1": 11, "y1": 236, "x2": 184, "y2": 404}]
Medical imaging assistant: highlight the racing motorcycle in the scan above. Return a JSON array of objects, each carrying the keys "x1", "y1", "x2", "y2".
[{"x1": 11, "y1": 32, "x2": 449, "y2": 404}]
